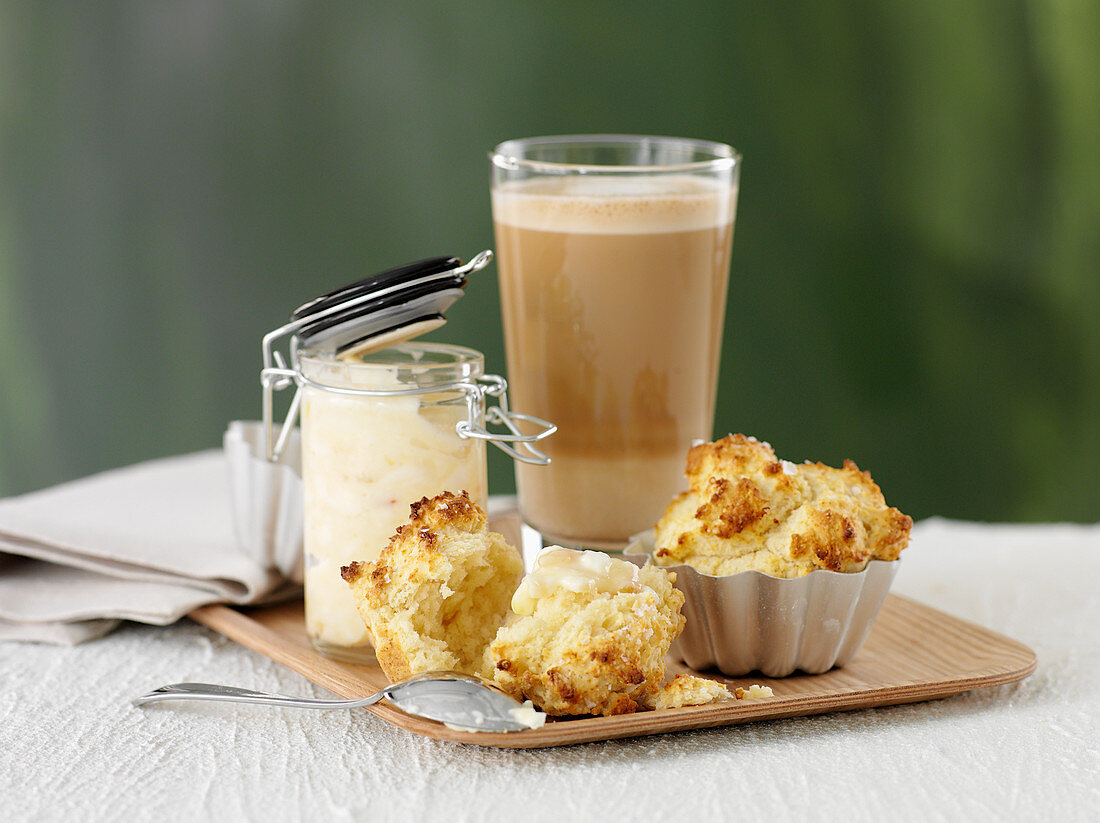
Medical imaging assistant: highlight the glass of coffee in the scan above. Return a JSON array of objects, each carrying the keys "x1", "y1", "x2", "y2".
[{"x1": 490, "y1": 135, "x2": 740, "y2": 553}]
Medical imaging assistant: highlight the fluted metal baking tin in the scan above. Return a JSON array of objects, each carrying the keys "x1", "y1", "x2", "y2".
[
  {"x1": 224, "y1": 420, "x2": 304, "y2": 584},
  {"x1": 623, "y1": 531, "x2": 900, "y2": 677}
]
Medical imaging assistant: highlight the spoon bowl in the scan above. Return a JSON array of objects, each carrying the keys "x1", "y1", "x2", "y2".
[{"x1": 133, "y1": 670, "x2": 542, "y2": 733}]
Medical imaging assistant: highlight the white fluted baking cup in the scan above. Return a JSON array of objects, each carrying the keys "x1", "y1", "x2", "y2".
[
  {"x1": 623, "y1": 530, "x2": 900, "y2": 677},
  {"x1": 224, "y1": 421, "x2": 304, "y2": 584}
]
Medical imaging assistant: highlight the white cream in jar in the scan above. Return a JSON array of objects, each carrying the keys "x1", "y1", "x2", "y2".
[{"x1": 299, "y1": 343, "x2": 488, "y2": 661}]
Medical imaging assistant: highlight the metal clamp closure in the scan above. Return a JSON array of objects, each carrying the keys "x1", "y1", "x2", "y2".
[
  {"x1": 260, "y1": 363, "x2": 301, "y2": 462},
  {"x1": 455, "y1": 376, "x2": 555, "y2": 465},
  {"x1": 261, "y1": 368, "x2": 555, "y2": 465}
]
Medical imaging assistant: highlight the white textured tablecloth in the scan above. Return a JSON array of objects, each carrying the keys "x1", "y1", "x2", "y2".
[{"x1": 2, "y1": 517, "x2": 1097, "y2": 822}]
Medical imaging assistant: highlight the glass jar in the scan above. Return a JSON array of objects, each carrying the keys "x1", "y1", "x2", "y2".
[
  {"x1": 297, "y1": 343, "x2": 489, "y2": 661},
  {"x1": 259, "y1": 251, "x2": 555, "y2": 663}
]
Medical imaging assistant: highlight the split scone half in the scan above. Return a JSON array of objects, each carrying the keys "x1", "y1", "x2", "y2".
[
  {"x1": 340, "y1": 490, "x2": 523, "y2": 682},
  {"x1": 485, "y1": 548, "x2": 727, "y2": 716}
]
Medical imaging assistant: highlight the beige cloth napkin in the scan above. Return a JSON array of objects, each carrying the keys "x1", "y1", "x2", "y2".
[{"x1": 0, "y1": 449, "x2": 294, "y2": 645}]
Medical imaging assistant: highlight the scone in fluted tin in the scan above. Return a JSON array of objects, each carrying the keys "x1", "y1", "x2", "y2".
[
  {"x1": 261, "y1": 251, "x2": 555, "y2": 662},
  {"x1": 625, "y1": 434, "x2": 910, "y2": 678}
]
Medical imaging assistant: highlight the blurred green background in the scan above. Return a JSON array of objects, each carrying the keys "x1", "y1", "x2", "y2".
[{"x1": 0, "y1": 2, "x2": 1096, "y2": 522}]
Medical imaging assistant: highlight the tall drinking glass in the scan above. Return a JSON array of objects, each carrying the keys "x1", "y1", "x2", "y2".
[{"x1": 490, "y1": 135, "x2": 740, "y2": 552}]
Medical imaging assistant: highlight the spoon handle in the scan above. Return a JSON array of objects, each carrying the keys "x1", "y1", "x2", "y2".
[{"x1": 132, "y1": 682, "x2": 384, "y2": 710}]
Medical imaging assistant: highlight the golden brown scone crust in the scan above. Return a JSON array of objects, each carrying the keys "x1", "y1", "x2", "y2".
[
  {"x1": 486, "y1": 564, "x2": 685, "y2": 717},
  {"x1": 341, "y1": 491, "x2": 523, "y2": 682},
  {"x1": 653, "y1": 435, "x2": 912, "y2": 577}
]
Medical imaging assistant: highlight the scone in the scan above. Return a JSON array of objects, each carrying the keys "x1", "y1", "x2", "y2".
[
  {"x1": 653, "y1": 434, "x2": 912, "y2": 577},
  {"x1": 627, "y1": 435, "x2": 910, "y2": 676},
  {"x1": 340, "y1": 490, "x2": 523, "y2": 682},
  {"x1": 485, "y1": 548, "x2": 687, "y2": 717}
]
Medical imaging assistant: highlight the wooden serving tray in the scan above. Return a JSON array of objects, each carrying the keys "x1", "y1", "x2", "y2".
[{"x1": 189, "y1": 594, "x2": 1036, "y2": 749}]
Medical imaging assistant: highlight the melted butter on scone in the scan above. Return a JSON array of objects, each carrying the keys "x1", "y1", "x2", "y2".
[{"x1": 511, "y1": 547, "x2": 639, "y2": 616}]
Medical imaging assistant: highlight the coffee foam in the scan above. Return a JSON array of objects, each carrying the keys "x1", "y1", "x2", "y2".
[{"x1": 491, "y1": 175, "x2": 737, "y2": 235}]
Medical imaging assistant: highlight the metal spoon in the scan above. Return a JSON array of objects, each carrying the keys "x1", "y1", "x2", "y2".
[{"x1": 133, "y1": 670, "x2": 540, "y2": 733}]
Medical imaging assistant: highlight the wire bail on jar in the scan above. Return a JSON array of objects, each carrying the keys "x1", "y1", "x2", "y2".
[{"x1": 259, "y1": 250, "x2": 556, "y2": 465}]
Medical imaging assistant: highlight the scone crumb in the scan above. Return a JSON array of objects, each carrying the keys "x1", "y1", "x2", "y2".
[
  {"x1": 649, "y1": 674, "x2": 732, "y2": 710},
  {"x1": 734, "y1": 684, "x2": 774, "y2": 700}
]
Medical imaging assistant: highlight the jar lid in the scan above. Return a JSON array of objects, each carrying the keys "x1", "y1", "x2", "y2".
[
  {"x1": 260, "y1": 248, "x2": 554, "y2": 465},
  {"x1": 289, "y1": 251, "x2": 492, "y2": 357}
]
